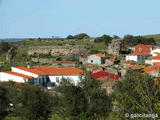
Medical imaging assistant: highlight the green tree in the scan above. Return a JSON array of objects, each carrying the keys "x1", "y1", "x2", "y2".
[
  {"x1": 0, "y1": 41, "x2": 11, "y2": 54},
  {"x1": 114, "y1": 70, "x2": 160, "y2": 120},
  {"x1": 54, "y1": 74, "x2": 112, "y2": 120},
  {"x1": 18, "y1": 86, "x2": 54, "y2": 120},
  {"x1": 0, "y1": 84, "x2": 9, "y2": 120},
  {"x1": 75, "y1": 33, "x2": 90, "y2": 40}
]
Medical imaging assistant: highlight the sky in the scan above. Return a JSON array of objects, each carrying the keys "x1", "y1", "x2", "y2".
[{"x1": 0, "y1": 0, "x2": 160, "y2": 38}]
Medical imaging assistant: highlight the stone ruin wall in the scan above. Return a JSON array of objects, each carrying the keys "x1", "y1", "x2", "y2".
[
  {"x1": 107, "y1": 39, "x2": 123, "y2": 56},
  {"x1": 28, "y1": 45, "x2": 89, "y2": 56}
]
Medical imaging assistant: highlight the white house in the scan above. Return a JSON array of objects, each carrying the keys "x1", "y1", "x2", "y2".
[
  {"x1": 11, "y1": 66, "x2": 49, "y2": 86},
  {"x1": 145, "y1": 54, "x2": 160, "y2": 65},
  {"x1": 0, "y1": 66, "x2": 84, "y2": 87},
  {"x1": 0, "y1": 71, "x2": 35, "y2": 83},
  {"x1": 32, "y1": 66, "x2": 83, "y2": 85},
  {"x1": 87, "y1": 54, "x2": 109, "y2": 65},
  {"x1": 151, "y1": 48, "x2": 160, "y2": 56},
  {"x1": 126, "y1": 54, "x2": 138, "y2": 62}
]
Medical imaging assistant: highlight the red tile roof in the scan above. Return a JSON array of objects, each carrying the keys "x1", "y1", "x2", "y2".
[
  {"x1": 32, "y1": 66, "x2": 83, "y2": 75},
  {"x1": 14, "y1": 66, "x2": 83, "y2": 76},
  {"x1": 153, "y1": 62, "x2": 160, "y2": 65},
  {"x1": 144, "y1": 64, "x2": 160, "y2": 72},
  {"x1": 127, "y1": 52, "x2": 151, "y2": 56},
  {"x1": 14, "y1": 66, "x2": 46, "y2": 76},
  {"x1": 3, "y1": 71, "x2": 35, "y2": 79},
  {"x1": 125, "y1": 65, "x2": 144, "y2": 70},
  {"x1": 135, "y1": 44, "x2": 152, "y2": 53},
  {"x1": 107, "y1": 59, "x2": 116, "y2": 62},
  {"x1": 95, "y1": 54, "x2": 106, "y2": 58},
  {"x1": 92, "y1": 71, "x2": 119, "y2": 81},
  {"x1": 153, "y1": 55, "x2": 160, "y2": 60}
]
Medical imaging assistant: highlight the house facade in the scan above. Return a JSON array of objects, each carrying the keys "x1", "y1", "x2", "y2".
[
  {"x1": 87, "y1": 54, "x2": 109, "y2": 65},
  {"x1": 0, "y1": 66, "x2": 83, "y2": 88},
  {"x1": 126, "y1": 44, "x2": 152, "y2": 62},
  {"x1": 0, "y1": 71, "x2": 35, "y2": 83}
]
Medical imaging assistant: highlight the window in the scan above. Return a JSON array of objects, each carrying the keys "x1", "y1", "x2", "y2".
[
  {"x1": 139, "y1": 48, "x2": 142, "y2": 52},
  {"x1": 56, "y1": 77, "x2": 59, "y2": 82}
]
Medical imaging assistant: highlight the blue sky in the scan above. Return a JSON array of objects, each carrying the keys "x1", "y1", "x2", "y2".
[{"x1": 0, "y1": 0, "x2": 160, "y2": 38}]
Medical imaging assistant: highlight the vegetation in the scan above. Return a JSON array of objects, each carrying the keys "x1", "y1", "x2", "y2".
[
  {"x1": 121, "y1": 35, "x2": 156, "y2": 47},
  {"x1": 53, "y1": 74, "x2": 112, "y2": 120},
  {"x1": 113, "y1": 70, "x2": 160, "y2": 120}
]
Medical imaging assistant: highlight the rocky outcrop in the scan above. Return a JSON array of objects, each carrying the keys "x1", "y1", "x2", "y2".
[
  {"x1": 6, "y1": 48, "x2": 14, "y2": 63},
  {"x1": 28, "y1": 45, "x2": 89, "y2": 56},
  {"x1": 107, "y1": 39, "x2": 123, "y2": 56}
]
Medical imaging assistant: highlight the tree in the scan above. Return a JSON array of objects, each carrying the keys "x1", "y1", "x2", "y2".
[
  {"x1": 54, "y1": 74, "x2": 112, "y2": 120},
  {"x1": 103, "y1": 34, "x2": 112, "y2": 46},
  {"x1": 122, "y1": 35, "x2": 156, "y2": 47},
  {"x1": 0, "y1": 84, "x2": 10, "y2": 120},
  {"x1": 113, "y1": 35, "x2": 120, "y2": 39},
  {"x1": 94, "y1": 34, "x2": 112, "y2": 46},
  {"x1": 114, "y1": 70, "x2": 160, "y2": 120},
  {"x1": 75, "y1": 33, "x2": 90, "y2": 40},
  {"x1": 0, "y1": 41, "x2": 11, "y2": 54},
  {"x1": 18, "y1": 86, "x2": 54, "y2": 120},
  {"x1": 66, "y1": 35, "x2": 76, "y2": 39}
]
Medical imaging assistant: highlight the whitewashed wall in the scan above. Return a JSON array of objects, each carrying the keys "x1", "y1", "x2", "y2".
[
  {"x1": 126, "y1": 55, "x2": 137, "y2": 62},
  {"x1": 11, "y1": 67, "x2": 38, "y2": 78},
  {"x1": 49, "y1": 75, "x2": 81, "y2": 85},
  {"x1": 151, "y1": 49, "x2": 160, "y2": 56},
  {"x1": 87, "y1": 55, "x2": 101, "y2": 64},
  {"x1": 0, "y1": 72, "x2": 27, "y2": 83}
]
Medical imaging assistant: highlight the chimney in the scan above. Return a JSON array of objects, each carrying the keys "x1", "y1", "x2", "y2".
[{"x1": 27, "y1": 65, "x2": 30, "y2": 68}]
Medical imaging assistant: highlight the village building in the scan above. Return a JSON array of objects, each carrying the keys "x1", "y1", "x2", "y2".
[
  {"x1": 144, "y1": 63, "x2": 160, "y2": 77},
  {"x1": 145, "y1": 54, "x2": 160, "y2": 65},
  {"x1": 87, "y1": 54, "x2": 109, "y2": 65},
  {"x1": 0, "y1": 71, "x2": 35, "y2": 83},
  {"x1": 92, "y1": 70, "x2": 119, "y2": 95},
  {"x1": 126, "y1": 44, "x2": 152, "y2": 62},
  {"x1": 0, "y1": 66, "x2": 83, "y2": 88}
]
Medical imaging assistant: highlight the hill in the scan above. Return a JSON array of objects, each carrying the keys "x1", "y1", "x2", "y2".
[{"x1": 143, "y1": 34, "x2": 160, "y2": 44}]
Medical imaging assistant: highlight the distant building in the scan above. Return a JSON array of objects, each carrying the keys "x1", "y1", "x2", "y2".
[
  {"x1": 87, "y1": 54, "x2": 109, "y2": 65},
  {"x1": 92, "y1": 70, "x2": 119, "y2": 95},
  {"x1": 126, "y1": 44, "x2": 152, "y2": 62}
]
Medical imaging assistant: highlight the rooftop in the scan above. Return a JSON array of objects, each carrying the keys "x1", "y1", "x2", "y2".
[{"x1": 3, "y1": 71, "x2": 35, "y2": 79}]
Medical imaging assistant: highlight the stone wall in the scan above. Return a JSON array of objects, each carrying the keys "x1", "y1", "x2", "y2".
[
  {"x1": 107, "y1": 39, "x2": 123, "y2": 56},
  {"x1": 28, "y1": 45, "x2": 89, "y2": 56},
  {"x1": 32, "y1": 58, "x2": 54, "y2": 64}
]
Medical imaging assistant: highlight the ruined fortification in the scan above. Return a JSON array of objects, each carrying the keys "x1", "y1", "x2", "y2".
[
  {"x1": 107, "y1": 39, "x2": 123, "y2": 56},
  {"x1": 28, "y1": 45, "x2": 89, "y2": 56}
]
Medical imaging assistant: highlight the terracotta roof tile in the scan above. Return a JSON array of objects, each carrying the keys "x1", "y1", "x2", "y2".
[
  {"x1": 144, "y1": 64, "x2": 160, "y2": 72},
  {"x1": 127, "y1": 52, "x2": 151, "y2": 56},
  {"x1": 92, "y1": 71, "x2": 119, "y2": 81},
  {"x1": 3, "y1": 71, "x2": 35, "y2": 79},
  {"x1": 15, "y1": 66, "x2": 46, "y2": 76},
  {"x1": 95, "y1": 54, "x2": 106, "y2": 58},
  {"x1": 32, "y1": 66, "x2": 83, "y2": 75},
  {"x1": 153, "y1": 55, "x2": 160, "y2": 60},
  {"x1": 126, "y1": 65, "x2": 144, "y2": 70}
]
